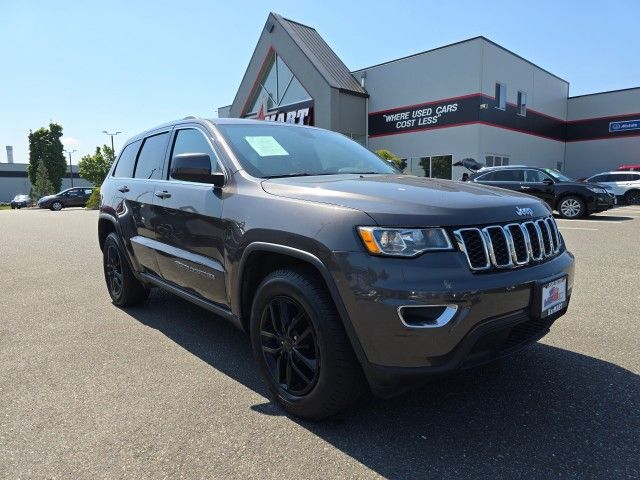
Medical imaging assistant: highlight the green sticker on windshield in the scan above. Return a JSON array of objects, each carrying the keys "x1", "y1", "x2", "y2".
[{"x1": 244, "y1": 136, "x2": 289, "y2": 157}]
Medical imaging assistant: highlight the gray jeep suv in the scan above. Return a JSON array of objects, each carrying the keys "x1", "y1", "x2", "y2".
[{"x1": 99, "y1": 118, "x2": 575, "y2": 419}]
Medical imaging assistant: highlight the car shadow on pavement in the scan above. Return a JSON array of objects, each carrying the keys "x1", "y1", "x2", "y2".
[{"x1": 126, "y1": 289, "x2": 639, "y2": 479}]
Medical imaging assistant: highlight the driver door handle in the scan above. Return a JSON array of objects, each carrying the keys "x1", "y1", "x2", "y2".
[
  {"x1": 155, "y1": 190, "x2": 171, "y2": 199},
  {"x1": 520, "y1": 185, "x2": 531, "y2": 190},
  {"x1": 117, "y1": 185, "x2": 130, "y2": 193}
]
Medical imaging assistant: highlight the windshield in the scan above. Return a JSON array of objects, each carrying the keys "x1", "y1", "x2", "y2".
[
  {"x1": 216, "y1": 123, "x2": 397, "y2": 178},
  {"x1": 542, "y1": 168, "x2": 574, "y2": 182}
]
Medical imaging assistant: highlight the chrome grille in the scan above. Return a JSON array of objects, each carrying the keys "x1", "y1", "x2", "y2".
[{"x1": 453, "y1": 216, "x2": 562, "y2": 271}]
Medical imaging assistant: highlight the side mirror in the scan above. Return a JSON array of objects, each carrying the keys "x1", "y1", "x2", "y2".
[
  {"x1": 170, "y1": 153, "x2": 224, "y2": 187},
  {"x1": 543, "y1": 178, "x2": 554, "y2": 185}
]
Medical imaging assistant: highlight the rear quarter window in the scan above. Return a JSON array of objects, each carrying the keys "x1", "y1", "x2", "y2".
[
  {"x1": 113, "y1": 140, "x2": 142, "y2": 178},
  {"x1": 134, "y1": 133, "x2": 170, "y2": 180}
]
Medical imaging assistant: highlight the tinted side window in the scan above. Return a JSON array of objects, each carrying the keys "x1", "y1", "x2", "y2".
[
  {"x1": 589, "y1": 175, "x2": 607, "y2": 183},
  {"x1": 524, "y1": 170, "x2": 547, "y2": 183},
  {"x1": 493, "y1": 169, "x2": 523, "y2": 182},
  {"x1": 630, "y1": 173, "x2": 640, "y2": 181},
  {"x1": 617, "y1": 173, "x2": 639, "y2": 181},
  {"x1": 135, "y1": 133, "x2": 170, "y2": 180},
  {"x1": 169, "y1": 128, "x2": 220, "y2": 178},
  {"x1": 475, "y1": 172, "x2": 496, "y2": 182},
  {"x1": 113, "y1": 140, "x2": 141, "y2": 178}
]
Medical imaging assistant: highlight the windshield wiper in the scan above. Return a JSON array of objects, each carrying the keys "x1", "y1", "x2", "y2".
[{"x1": 263, "y1": 172, "x2": 337, "y2": 179}]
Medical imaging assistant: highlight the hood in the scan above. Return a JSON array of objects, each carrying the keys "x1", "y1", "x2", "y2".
[
  {"x1": 262, "y1": 174, "x2": 550, "y2": 226},
  {"x1": 38, "y1": 195, "x2": 55, "y2": 202}
]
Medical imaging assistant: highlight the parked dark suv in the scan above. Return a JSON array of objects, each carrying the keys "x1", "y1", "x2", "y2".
[
  {"x1": 469, "y1": 166, "x2": 614, "y2": 219},
  {"x1": 38, "y1": 187, "x2": 93, "y2": 210},
  {"x1": 99, "y1": 118, "x2": 575, "y2": 419}
]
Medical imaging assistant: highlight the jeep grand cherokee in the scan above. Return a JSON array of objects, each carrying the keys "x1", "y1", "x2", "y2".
[{"x1": 98, "y1": 118, "x2": 575, "y2": 419}]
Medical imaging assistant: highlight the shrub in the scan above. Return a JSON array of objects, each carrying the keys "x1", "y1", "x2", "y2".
[
  {"x1": 85, "y1": 186, "x2": 101, "y2": 210},
  {"x1": 375, "y1": 149, "x2": 407, "y2": 171}
]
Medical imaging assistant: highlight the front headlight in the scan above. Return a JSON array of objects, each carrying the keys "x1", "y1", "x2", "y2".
[
  {"x1": 586, "y1": 186, "x2": 606, "y2": 194},
  {"x1": 357, "y1": 227, "x2": 453, "y2": 257}
]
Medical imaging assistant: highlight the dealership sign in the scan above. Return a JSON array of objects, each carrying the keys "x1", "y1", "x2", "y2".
[
  {"x1": 248, "y1": 98, "x2": 313, "y2": 126},
  {"x1": 609, "y1": 119, "x2": 640, "y2": 133},
  {"x1": 368, "y1": 95, "x2": 479, "y2": 137}
]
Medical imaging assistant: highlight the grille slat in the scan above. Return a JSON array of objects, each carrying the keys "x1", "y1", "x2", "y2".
[{"x1": 454, "y1": 216, "x2": 562, "y2": 272}]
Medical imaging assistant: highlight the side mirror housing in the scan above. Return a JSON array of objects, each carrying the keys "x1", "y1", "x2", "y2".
[{"x1": 170, "y1": 153, "x2": 224, "y2": 187}]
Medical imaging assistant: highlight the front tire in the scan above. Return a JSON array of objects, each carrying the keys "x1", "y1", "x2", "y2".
[
  {"x1": 50, "y1": 201, "x2": 63, "y2": 211},
  {"x1": 624, "y1": 190, "x2": 640, "y2": 205},
  {"x1": 557, "y1": 196, "x2": 585, "y2": 219},
  {"x1": 103, "y1": 232, "x2": 150, "y2": 306},
  {"x1": 250, "y1": 268, "x2": 366, "y2": 420}
]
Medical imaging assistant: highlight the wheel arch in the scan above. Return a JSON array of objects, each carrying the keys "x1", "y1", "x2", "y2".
[
  {"x1": 236, "y1": 242, "x2": 370, "y2": 372},
  {"x1": 98, "y1": 213, "x2": 119, "y2": 251}
]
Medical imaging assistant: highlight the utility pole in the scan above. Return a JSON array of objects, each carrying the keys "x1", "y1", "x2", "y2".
[
  {"x1": 102, "y1": 130, "x2": 121, "y2": 154},
  {"x1": 64, "y1": 149, "x2": 77, "y2": 187}
]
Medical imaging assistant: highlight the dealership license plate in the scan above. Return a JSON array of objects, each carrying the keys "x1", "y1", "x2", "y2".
[{"x1": 540, "y1": 277, "x2": 567, "y2": 317}]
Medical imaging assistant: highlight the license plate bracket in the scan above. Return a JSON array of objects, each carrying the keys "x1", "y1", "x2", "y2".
[{"x1": 533, "y1": 275, "x2": 568, "y2": 318}]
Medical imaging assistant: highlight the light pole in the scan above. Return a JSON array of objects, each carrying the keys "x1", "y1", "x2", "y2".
[
  {"x1": 102, "y1": 130, "x2": 121, "y2": 154},
  {"x1": 64, "y1": 148, "x2": 77, "y2": 187}
]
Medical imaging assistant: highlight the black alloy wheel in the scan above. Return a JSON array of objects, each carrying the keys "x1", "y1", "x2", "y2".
[
  {"x1": 250, "y1": 268, "x2": 366, "y2": 420},
  {"x1": 260, "y1": 296, "x2": 320, "y2": 396},
  {"x1": 625, "y1": 190, "x2": 640, "y2": 205},
  {"x1": 105, "y1": 244, "x2": 124, "y2": 299},
  {"x1": 102, "y1": 232, "x2": 149, "y2": 306}
]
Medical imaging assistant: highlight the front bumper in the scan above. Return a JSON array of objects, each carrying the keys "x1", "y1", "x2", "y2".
[
  {"x1": 587, "y1": 192, "x2": 615, "y2": 212},
  {"x1": 327, "y1": 249, "x2": 575, "y2": 396}
]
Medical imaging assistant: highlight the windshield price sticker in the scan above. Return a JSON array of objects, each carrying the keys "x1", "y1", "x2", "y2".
[{"x1": 245, "y1": 136, "x2": 289, "y2": 157}]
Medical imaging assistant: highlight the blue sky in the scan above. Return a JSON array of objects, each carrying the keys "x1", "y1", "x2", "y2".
[{"x1": 1, "y1": 0, "x2": 638, "y2": 164}]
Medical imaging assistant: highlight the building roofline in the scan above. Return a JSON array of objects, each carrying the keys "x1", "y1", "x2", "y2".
[
  {"x1": 569, "y1": 86, "x2": 640, "y2": 99},
  {"x1": 280, "y1": 15, "x2": 316, "y2": 30},
  {"x1": 351, "y1": 35, "x2": 569, "y2": 84}
]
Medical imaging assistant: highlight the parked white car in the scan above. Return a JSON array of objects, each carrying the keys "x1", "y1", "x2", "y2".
[{"x1": 586, "y1": 171, "x2": 640, "y2": 205}]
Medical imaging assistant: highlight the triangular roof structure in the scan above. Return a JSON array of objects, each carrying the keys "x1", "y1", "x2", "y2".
[
  {"x1": 274, "y1": 14, "x2": 366, "y2": 96},
  {"x1": 229, "y1": 12, "x2": 367, "y2": 123}
]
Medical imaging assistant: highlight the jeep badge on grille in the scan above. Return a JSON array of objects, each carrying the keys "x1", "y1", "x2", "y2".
[{"x1": 515, "y1": 207, "x2": 534, "y2": 216}]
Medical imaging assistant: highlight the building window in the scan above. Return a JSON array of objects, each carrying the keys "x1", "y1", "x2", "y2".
[
  {"x1": 245, "y1": 53, "x2": 312, "y2": 116},
  {"x1": 517, "y1": 91, "x2": 527, "y2": 116},
  {"x1": 495, "y1": 83, "x2": 506, "y2": 110},
  {"x1": 485, "y1": 155, "x2": 510, "y2": 167}
]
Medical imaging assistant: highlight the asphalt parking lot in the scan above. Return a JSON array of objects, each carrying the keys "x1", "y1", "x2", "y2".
[{"x1": 1, "y1": 207, "x2": 638, "y2": 479}]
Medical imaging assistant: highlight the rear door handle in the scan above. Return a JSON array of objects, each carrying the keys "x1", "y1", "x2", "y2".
[
  {"x1": 118, "y1": 185, "x2": 130, "y2": 193},
  {"x1": 155, "y1": 191, "x2": 171, "y2": 199}
]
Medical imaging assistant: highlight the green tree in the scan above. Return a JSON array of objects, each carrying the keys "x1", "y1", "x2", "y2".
[
  {"x1": 375, "y1": 149, "x2": 406, "y2": 171},
  {"x1": 28, "y1": 123, "x2": 67, "y2": 192},
  {"x1": 419, "y1": 157, "x2": 430, "y2": 177},
  {"x1": 78, "y1": 145, "x2": 115, "y2": 185},
  {"x1": 34, "y1": 160, "x2": 55, "y2": 198}
]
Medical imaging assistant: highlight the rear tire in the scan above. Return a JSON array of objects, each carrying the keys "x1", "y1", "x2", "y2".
[
  {"x1": 557, "y1": 196, "x2": 585, "y2": 219},
  {"x1": 103, "y1": 232, "x2": 150, "y2": 306},
  {"x1": 250, "y1": 268, "x2": 366, "y2": 420},
  {"x1": 624, "y1": 190, "x2": 640, "y2": 205}
]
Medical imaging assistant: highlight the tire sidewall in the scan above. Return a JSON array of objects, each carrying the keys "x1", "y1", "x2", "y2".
[
  {"x1": 51, "y1": 201, "x2": 63, "y2": 211},
  {"x1": 250, "y1": 273, "x2": 338, "y2": 414},
  {"x1": 558, "y1": 196, "x2": 585, "y2": 219},
  {"x1": 103, "y1": 233, "x2": 127, "y2": 304}
]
